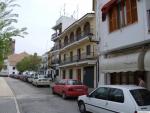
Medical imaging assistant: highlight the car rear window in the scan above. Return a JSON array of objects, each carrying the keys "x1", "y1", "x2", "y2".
[
  {"x1": 130, "y1": 89, "x2": 150, "y2": 106},
  {"x1": 67, "y1": 80, "x2": 82, "y2": 85}
]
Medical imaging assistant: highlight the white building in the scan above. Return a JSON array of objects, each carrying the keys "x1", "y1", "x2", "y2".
[
  {"x1": 41, "y1": 52, "x2": 49, "y2": 75},
  {"x1": 50, "y1": 16, "x2": 77, "y2": 80},
  {"x1": 94, "y1": 0, "x2": 150, "y2": 89},
  {"x1": 2, "y1": 52, "x2": 29, "y2": 75}
]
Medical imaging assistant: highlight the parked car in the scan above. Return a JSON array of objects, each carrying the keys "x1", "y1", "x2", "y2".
[
  {"x1": 27, "y1": 74, "x2": 36, "y2": 83},
  {"x1": 52, "y1": 79, "x2": 88, "y2": 99},
  {"x1": 32, "y1": 74, "x2": 51, "y2": 86},
  {"x1": 78, "y1": 85, "x2": 150, "y2": 113}
]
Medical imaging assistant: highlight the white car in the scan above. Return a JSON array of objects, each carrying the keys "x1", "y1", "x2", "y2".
[
  {"x1": 78, "y1": 85, "x2": 150, "y2": 113},
  {"x1": 32, "y1": 75, "x2": 51, "y2": 86}
]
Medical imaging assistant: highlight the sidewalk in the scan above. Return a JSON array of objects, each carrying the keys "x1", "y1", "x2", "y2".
[{"x1": 0, "y1": 77, "x2": 13, "y2": 97}]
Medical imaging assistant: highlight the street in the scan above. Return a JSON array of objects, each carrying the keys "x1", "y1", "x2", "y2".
[{"x1": 0, "y1": 77, "x2": 79, "y2": 113}]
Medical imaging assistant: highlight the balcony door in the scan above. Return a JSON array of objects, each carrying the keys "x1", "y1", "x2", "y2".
[
  {"x1": 77, "y1": 69, "x2": 81, "y2": 81},
  {"x1": 77, "y1": 49, "x2": 81, "y2": 61},
  {"x1": 70, "y1": 51, "x2": 73, "y2": 62}
]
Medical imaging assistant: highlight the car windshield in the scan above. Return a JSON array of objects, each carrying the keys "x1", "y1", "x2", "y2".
[
  {"x1": 67, "y1": 80, "x2": 82, "y2": 85},
  {"x1": 130, "y1": 89, "x2": 150, "y2": 106}
]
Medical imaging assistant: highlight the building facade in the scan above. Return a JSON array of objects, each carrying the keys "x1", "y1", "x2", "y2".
[
  {"x1": 3, "y1": 52, "x2": 29, "y2": 75},
  {"x1": 41, "y1": 52, "x2": 49, "y2": 75},
  {"x1": 95, "y1": 0, "x2": 150, "y2": 89},
  {"x1": 51, "y1": 13, "x2": 98, "y2": 88},
  {"x1": 50, "y1": 16, "x2": 77, "y2": 81}
]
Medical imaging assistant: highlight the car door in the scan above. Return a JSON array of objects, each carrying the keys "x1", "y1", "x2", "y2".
[
  {"x1": 106, "y1": 88, "x2": 125, "y2": 113},
  {"x1": 54, "y1": 81, "x2": 61, "y2": 94},
  {"x1": 85, "y1": 87, "x2": 110, "y2": 113}
]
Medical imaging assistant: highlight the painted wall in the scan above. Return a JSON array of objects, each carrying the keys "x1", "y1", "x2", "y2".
[{"x1": 96, "y1": 0, "x2": 150, "y2": 53}]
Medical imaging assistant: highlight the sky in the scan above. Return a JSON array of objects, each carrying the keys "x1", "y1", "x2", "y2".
[{"x1": 13, "y1": 0, "x2": 92, "y2": 55}]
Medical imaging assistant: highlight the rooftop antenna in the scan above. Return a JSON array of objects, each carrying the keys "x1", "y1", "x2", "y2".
[
  {"x1": 63, "y1": 3, "x2": 66, "y2": 16},
  {"x1": 76, "y1": 4, "x2": 79, "y2": 19}
]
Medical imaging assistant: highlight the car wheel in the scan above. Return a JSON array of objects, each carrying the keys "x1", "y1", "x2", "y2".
[
  {"x1": 62, "y1": 92, "x2": 67, "y2": 99},
  {"x1": 78, "y1": 101, "x2": 86, "y2": 113}
]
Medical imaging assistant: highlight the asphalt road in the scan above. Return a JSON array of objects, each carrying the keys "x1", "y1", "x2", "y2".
[{"x1": 1, "y1": 77, "x2": 80, "y2": 113}]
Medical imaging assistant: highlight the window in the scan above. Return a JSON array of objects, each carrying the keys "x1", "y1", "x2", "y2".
[
  {"x1": 13, "y1": 67, "x2": 15, "y2": 70},
  {"x1": 70, "y1": 32, "x2": 74, "y2": 43},
  {"x1": 69, "y1": 69, "x2": 73, "y2": 79},
  {"x1": 86, "y1": 45, "x2": 91, "y2": 55},
  {"x1": 109, "y1": 7, "x2": 118, "y2": 32},
  {"x1": 108, "y1": 0, "x2": 138, "y2": 32},
  {"x1": 67, "y1": 80, "x2": 82, "y2": 85},
  {"x1": 130, "y1": 89, "x2": 150, "y2": 106},
  {"x1": 70, "y1": 51, "x2": 73, "y2": 62},
  {"x1": 126, "y1": 0, "x2": 138, "y2": 24},
  {"x1": 64, "y1": 36, "x2": 68, "y2": 46},
  {"x1": 83, "y1": 22, "x2": 90, "y2": 36},
  {"x1": 64, "y1": 54, "x2": 66, "y2": 61},
  {"x1": 90, "y1": 87, "x2": 109, "y2": 100},
  {"x1": 62, "y1": 70, "x2": 66, "y2": 79},
  {"x1": 108, "y1": 88, "x2": 124, "y2": 103},
  {"x1": 76, "y1": 27, "x2": 81, "y2": 40}
]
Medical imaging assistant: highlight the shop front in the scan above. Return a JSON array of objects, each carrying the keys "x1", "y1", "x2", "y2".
[
  {"x1": 144, "y1": 49, "x2": 150, "y2": 90},
  {"x1": 99, "y1": 51, "x2": 145, "y2": 86}
]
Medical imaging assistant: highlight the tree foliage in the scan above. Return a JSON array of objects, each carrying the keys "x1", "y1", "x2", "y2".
[
  {"x1": 16, "y1": 54, "x2": 41, "y2": 72},
  {"x1": 0, "y1": 0, "x2": 28, "y2": 70}
]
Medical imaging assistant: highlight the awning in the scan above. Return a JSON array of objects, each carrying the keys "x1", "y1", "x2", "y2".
[
  {"x1": 101, "y1": 0, "x2": 118, "y2": 14},
  {"x1": 100, "y1": 52, "x2": 144, "y2": 73},
  {"x1": 144, "y1": 50, "x2": 150, "y2": 71}
]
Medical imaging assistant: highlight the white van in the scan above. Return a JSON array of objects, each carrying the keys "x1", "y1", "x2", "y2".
[{"x1": 78, "y1": 85, "x2": 150, "y2": 113}]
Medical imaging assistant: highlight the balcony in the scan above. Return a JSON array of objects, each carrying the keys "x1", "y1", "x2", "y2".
[
  {"x1": 60, "y1": 29, "x2": 94, "y2": 49},
  {"x1": 60, "y1": 52, "x2": 97, "y2": 66},
  {"x1": 51, "y1": 59, "x2": 59, "y2": 65},
  {"x1": 148, "y1": 10, "x2": 150, "y2": 32},
  {"x1": 53, "y1": 45, "x2": 60, "y2": 51},
  {"x1": 51, "y1": 33, "x2": 57, "y2": 40}
]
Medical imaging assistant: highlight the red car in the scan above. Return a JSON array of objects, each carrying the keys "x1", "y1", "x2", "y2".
[{"x1": 52, "y1": 79, "x2": 88, "y2": 99}]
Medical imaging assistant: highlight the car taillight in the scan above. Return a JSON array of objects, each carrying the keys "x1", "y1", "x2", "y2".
[
  {"x1": 68, "y1": 88, "x2": 73, "y2": 91},
  {"x1": 85, "y1": 86, "x2": 88, "y2": 91}
]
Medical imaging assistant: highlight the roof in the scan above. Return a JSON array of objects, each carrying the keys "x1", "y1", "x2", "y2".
[
  {"x1": 98, "y1": 85, "x2": 145, "y2": 90},
  {"x1": 8, "y1": 52, "x2": 29, "y2": 66}
]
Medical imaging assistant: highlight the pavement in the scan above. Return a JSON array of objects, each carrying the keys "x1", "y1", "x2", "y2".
[
  {"x1": 0, "y1": 77, "x2": 18, "y2": 113},
  {"x1": 0, "y1": 77, "x2": 13, "y2": 97}
]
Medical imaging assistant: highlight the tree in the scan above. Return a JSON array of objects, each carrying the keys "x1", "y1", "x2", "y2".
[
  {"x1": 0, "y1": 0, "x2": 28, "y2": 70},
  {"x1": 16, "y1": 54, "x2": 41, "y2": 73}
]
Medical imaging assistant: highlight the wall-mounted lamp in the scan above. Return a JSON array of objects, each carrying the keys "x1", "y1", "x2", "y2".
[{"x1": 88, "y1": 33, "x2": 99, "y2": 44}]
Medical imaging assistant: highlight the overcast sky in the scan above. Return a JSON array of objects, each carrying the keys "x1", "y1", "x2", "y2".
[{"x1": 14, "y1": 0, "x2": 92, "y2": 55}]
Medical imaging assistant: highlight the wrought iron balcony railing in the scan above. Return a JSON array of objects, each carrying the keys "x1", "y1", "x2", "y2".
[
  {"x1": 60, "y1": 29, "x2": 94, "y2": 49},
  {"x1": 60, "y1": 52, "x2": 97, "y2": 65}
]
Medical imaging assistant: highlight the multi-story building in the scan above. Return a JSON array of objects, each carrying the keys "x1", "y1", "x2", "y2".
[
  {"x1": 95, "y1": 0, "x2": 150, "y2": 89},
  {"x1": 50, "y1": 16, "x2": 77, "y2": 80},
  {"x1": 41, "y1": 52, "x2": 48, "y2": 75},
  {"x1": 51, "y1": 13, "x2": 98, "y2": 88}
]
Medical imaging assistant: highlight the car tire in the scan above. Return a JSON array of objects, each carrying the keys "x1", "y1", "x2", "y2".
[
  {"x1": 78, "y1": 101, "x2": 86, "y2": 113},
  {"x1": 62, "y1": 92, "x2": 67, "y2": 99}
]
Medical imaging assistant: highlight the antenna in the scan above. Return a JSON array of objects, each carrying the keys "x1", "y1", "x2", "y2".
[
  {"x1": 76, "y1": 4, "x2": 79, "y2": 19},
  {"x1": 63, "y1": 3, "x2": 66, "y2": 16}
]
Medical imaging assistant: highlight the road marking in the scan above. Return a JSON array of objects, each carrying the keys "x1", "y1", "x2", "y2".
[{"x1": 4, "y1": 78, "x2": 21, "y2": 113}]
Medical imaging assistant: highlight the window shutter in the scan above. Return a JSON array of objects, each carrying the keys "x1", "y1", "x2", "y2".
[
  {"x1": 131, "y1": 0, "x2": 138, "y2": 23},
  {"x1": 126, "y1": 0, "x2": 132, "y2": 24},
  {"x1": 109, "y1": 11, "x2": 113, "y2": 32}
]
